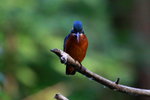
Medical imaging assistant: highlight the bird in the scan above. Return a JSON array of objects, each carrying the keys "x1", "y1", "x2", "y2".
[{"x1": 63, "y1": 21, "x2": 88, "y2": 75}]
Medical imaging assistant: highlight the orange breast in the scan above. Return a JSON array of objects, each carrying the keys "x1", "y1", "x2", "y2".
[{"x1": 64, "y1": 33, "x2": 88, "y2": 62}]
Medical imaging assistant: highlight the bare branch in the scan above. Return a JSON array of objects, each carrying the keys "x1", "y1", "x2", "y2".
[
  {"x1": 54, "y1": 93, "x2": 69, "y2": 100},
  {"x1": 51, "y1": 48, "x2": 150, "y2": 97}
]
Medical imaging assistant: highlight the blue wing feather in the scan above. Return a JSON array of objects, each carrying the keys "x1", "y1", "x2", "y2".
[{"x1": 63, "y1": 33, "x2": 71, "y2": 50}]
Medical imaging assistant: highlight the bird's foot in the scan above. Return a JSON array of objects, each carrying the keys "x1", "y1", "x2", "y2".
[{"x1": 60, "y1": 53, "x2": 68, "y2": 64}]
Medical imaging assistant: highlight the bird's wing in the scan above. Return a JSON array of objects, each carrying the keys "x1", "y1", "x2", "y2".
[{"x1": 63, "y1": 33, "x2": 70, "y2": 51}]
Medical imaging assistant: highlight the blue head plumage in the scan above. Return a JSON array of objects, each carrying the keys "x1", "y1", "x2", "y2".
[{"x1": 73, "y1": 21, "x2": 83, "y2": 32}]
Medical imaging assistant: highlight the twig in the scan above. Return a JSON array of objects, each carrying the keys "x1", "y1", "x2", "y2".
[
  {"x1": 115, "y1": 78, "x2": 120, "y2": 84},
  {"x1": 51, "y1": 48, "x2": 150, "y2": 97},
  {"x1": 54, "y1": 93, "x2": 69, "y2": 100}
]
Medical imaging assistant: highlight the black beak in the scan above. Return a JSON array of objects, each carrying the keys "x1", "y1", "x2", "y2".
[{"x1": 76, "y1": 32, "x2": 80, "y2": 43}]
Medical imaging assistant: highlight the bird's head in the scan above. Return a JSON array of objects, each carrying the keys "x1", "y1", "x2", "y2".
[
  {"x1": 72, "y1": 21, "x2": 84, "y2": 42},
  {"x1": 73, "y1": 21, "x2": 83, "y2": 33}
]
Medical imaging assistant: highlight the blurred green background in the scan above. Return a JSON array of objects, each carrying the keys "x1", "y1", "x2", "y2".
[{"x1": 0, "y1": 0, "x2": 150, "y2": 100}]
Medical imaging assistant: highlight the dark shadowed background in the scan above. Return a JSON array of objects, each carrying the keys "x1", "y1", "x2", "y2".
[{"x1": 0, "y1": 0, "x2": 150, "y2": 100}]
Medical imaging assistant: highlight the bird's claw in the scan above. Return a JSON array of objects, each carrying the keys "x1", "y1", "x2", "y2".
[{"x1": 60, "y1": 54, "x2": 68, "y2": 64}]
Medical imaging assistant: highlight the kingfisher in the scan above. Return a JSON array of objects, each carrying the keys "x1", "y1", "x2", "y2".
[{"x1": 64, "y1": 21, "x2": 88, "y2": 75}]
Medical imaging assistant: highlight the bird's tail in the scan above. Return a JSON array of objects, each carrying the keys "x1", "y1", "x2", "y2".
[{"x1": 66, "y1": 65, "x2": 76, "y2": 75}]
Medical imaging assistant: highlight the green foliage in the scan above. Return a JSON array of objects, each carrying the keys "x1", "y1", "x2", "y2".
[{"x1": 0, "y1": 0, "x2": 149, "y2": 100}]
